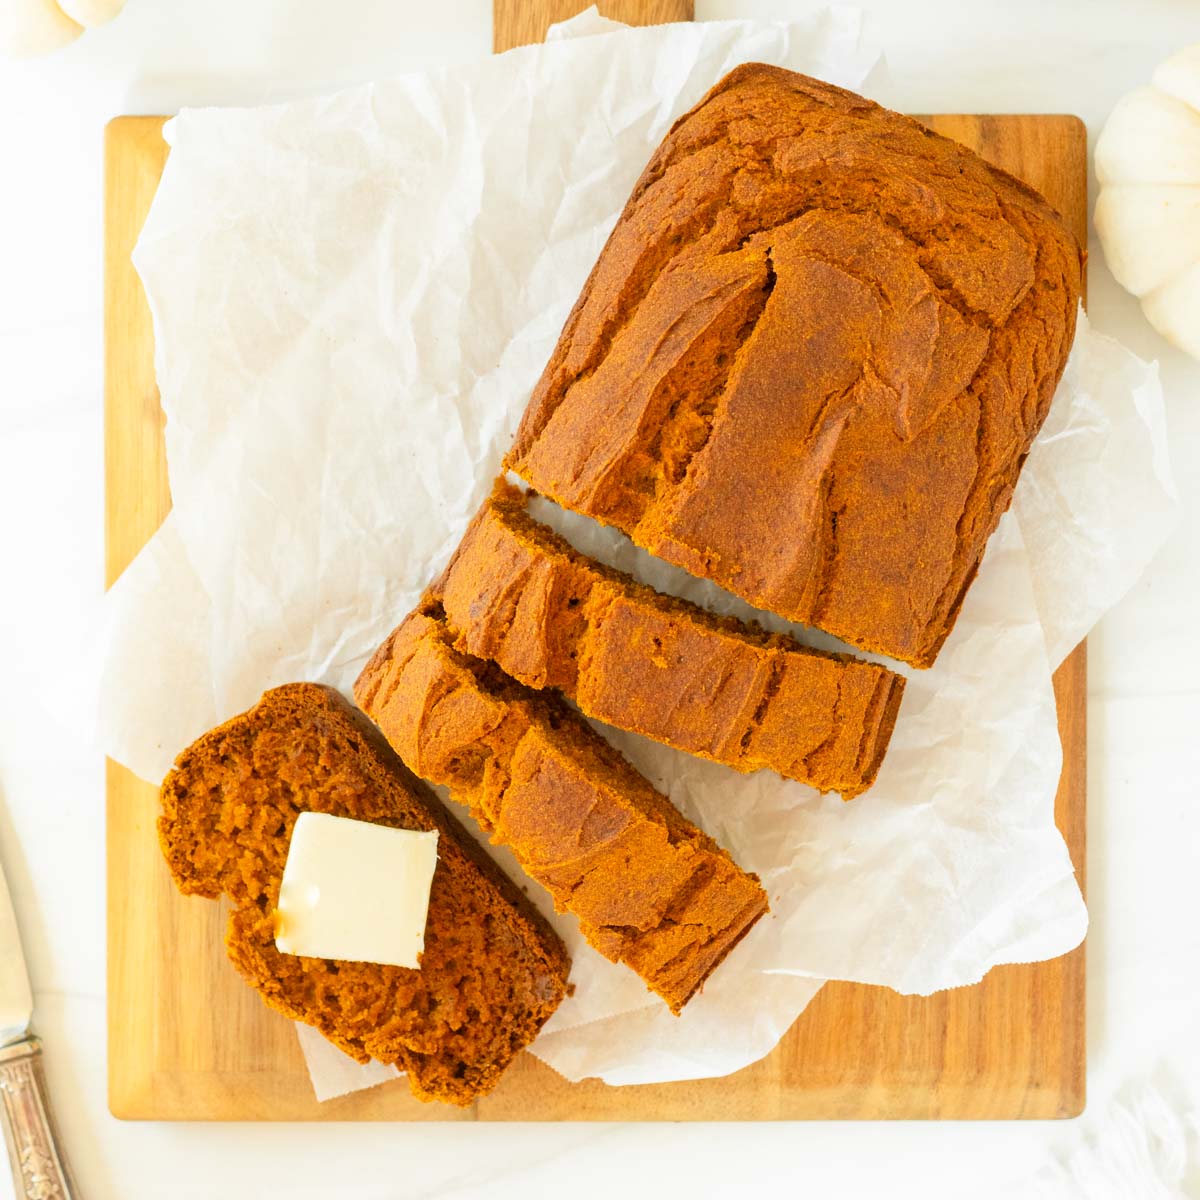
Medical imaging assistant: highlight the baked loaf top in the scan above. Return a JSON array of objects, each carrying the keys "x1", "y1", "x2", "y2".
[
  {"x1": 434, "y1": 481, "x2": 904, "y2": 797},
  {"x1": 159, "y1": 683, "x2": 569, "y2": 1107},
  {"x1": 507, "y1": 64, "x2": 1083, "y2": 668},
  {"x1": 355, "y1": 608, "x2": 769, "y2": 1015}
]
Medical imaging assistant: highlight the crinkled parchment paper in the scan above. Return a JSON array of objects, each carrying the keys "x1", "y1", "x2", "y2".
[{"x1": 72, "y1": 8, "x2": 1176, "y2": 1094}]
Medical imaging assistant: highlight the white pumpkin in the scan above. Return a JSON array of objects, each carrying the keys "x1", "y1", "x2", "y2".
[
  {"x1": 0, "y1": 0, "x2": 124, "y2": 58},
  {"x1": 0, "y1": 0, "x2": 81, "y2": 57},
  {"x1": 1096, "y1": 44, "x2": 1200, "y2": 359},
  {"x1": 55, "y1": 0, "x2": 124, "y2": 27}
]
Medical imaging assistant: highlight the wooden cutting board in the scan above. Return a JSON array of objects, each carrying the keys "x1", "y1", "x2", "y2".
[{"x1": 106, "y1": 2, "x2": 1087, "y2": 1123}]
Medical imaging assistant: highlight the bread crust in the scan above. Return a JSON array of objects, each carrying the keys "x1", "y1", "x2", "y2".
[
  {"x1": 507, "y1": 64, "x2": 1083, "y2": 668},
  {"x1": 355, "y1": 610, "x2": 769, "y2": 1014},
  {"x1": 433, "y1": 481, "x2": 904, "y2": 797}
]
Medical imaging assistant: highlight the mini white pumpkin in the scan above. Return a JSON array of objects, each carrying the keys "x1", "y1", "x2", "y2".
[
  {"x1": 55, "y1": 0, "x2": 124, "y2": 26},
  {"x1": 0, "y1": 0, "x2": 124, "y2": 58},
  {"x1": 0, "y1": 0, "x2": 81, "y2": 57},
  {"x1": 1096, "y1": 45, "x2": 1200, "y2": 359}
]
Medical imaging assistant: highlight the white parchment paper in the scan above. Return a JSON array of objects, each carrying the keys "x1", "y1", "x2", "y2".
[
  {"x1": 74, "y1": 9, "x2": 1177, "y2": 1095},
  {"x1": 294, "y1": 1022, "x2": 401, "y2": 1102}
]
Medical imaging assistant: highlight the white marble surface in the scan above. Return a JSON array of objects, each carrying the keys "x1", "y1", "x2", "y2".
[{"x1": 0, "y1": 1, "x2": 1198, "y2": 1196}]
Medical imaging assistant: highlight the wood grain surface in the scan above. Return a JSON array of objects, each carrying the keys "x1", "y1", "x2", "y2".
[
  {"x1": 493, "y1": 0, "x2": 692, "y2": 50},
  {"x1": 105, "y1": 22, "x2": 1087, "y2": 1122}
]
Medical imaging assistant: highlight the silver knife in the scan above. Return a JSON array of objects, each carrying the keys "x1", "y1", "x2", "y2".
[{"x1": 0, "y1": 854, "x2": 75, "y2": 1200}]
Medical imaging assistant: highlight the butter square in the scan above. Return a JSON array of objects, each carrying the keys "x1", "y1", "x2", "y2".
[{"x1": 274, "y1": 812, "x2": 439, "y2": 969}]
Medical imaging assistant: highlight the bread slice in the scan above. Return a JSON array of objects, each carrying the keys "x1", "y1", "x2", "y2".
[
  {"x1": 432, "y1": 481, "x2": 904, "y2": 798},
  {"x1": 506, "y1": 65, "x2": 1083, "y2": 669},
  {"x1": 159, "y1": 683, "x2": 569, "y2": 1107},
  {"x1": 355, "y1": 608, "x2": 769, "y2": 1015}
]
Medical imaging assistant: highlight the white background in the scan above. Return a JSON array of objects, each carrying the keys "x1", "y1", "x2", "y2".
[{"x1": 1, "y1": 1, "x2": 1198, "y2": 1197}]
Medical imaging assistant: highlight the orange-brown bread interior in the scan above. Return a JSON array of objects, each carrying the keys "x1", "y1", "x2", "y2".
[{"x1": 159, "y1": 683, "x2": 570, "y2": 1107}]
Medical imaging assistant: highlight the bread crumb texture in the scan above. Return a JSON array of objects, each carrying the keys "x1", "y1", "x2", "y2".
[
  {"x1": 159, "y1": 683, "x2": 570, "y2": 1107},
  {"x1": 507, "y1": 65, "x2": 1083, "y2": 668},
  {"x1": 355, "y1": 609, "x2": 769, "y2": 1014}
]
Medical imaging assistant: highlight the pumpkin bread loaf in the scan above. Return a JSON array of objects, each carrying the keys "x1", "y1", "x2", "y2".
[
  {"x1": 506, "y1": 64, "x2": 1084, "y2": 669},
  {"x1": 355, "y1": 608, "x2": 769, "y2": 1014},
  {"x1": 432, "y1": 481, "x2": 904, "y2": 798},
  {"x1": 159, "y1": 683, "x2": 569, "y2": 1107}
]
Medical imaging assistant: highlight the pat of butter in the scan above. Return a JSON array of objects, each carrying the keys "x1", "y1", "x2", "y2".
[{"x1": 274, "y1": 812, "x2": 438, "y2": 969}]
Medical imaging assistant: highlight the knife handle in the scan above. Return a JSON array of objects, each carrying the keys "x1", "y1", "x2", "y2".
[{"x1": 0, "y1": 1038, "x2": 75, "y2": 1200}]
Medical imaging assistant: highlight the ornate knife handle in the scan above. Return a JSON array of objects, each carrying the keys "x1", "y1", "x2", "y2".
[{"x1": 0, "y1": 1039, "x2": 75, "y2": 1200}]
